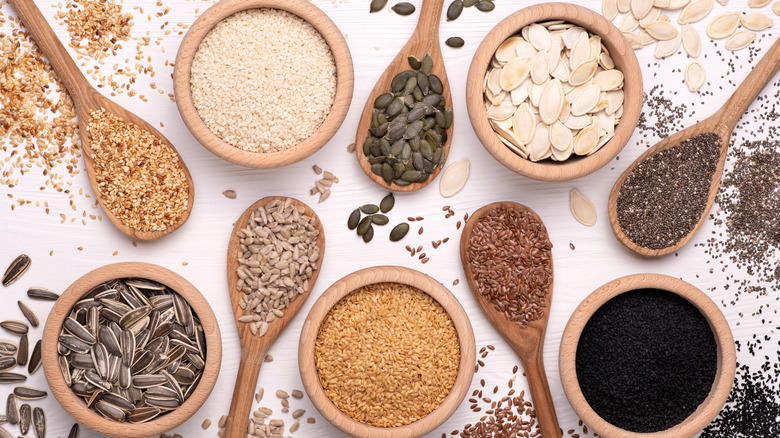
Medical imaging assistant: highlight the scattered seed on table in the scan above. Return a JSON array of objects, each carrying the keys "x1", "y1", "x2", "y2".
[
  {"x1": 446, "y1": 37, "x2": 465, "y2": 48},
  {"x1": 2, "y1": 255, "x2": 31, "y2": 287},
  {"x1": 391, "y1": 2, "x2": 416, "y2": 15},
  {"x1": 222, "y1": 190, "x2": 237, "y2": 199}
]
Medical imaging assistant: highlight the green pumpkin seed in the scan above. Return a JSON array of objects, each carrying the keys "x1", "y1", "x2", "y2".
[
  {"x1": 348, "y1": 209, "x2": 361, "y2": 230},
  {"x1": 391, "y1": 72, "x2": 409, "y2": 93},
  {"x1": 464, "y1": 0, "x2": 479, "y2": 6},
  {"x1": 362, "y1": 226, "x2": 375, "y2": 242},
  {"x1": 408, "y1": 56, "x2": 422, "y2": 70},
  {"x1": 401, "y1": 170, "x2": 422, "y2": 182},
  {"x1": 429, "y1": 74, "x2": 444, "y2": 94},
  {"x1": 404, "y1": 76, "x2": 418, "y2": 94},
  {"x1": 357, "y1": 217, "x2": 373, "y2": 236},
  {"x1": 444, "y1": 108, "x2": 454, "y2": 129},
  {"x1": 421, "y1": 53, "x2": 434, "y2": 75},
  {"x1": 370, "y1": 0, "x2": 388, "y2": 12},
  {"x1": 380, "y1": 193, "x2": 395, "y2": 213},
  {"x1": 446, "y1": 36, "x2": 465, "y2": 48},
  {"x1": 476, "y1": 0, "x2": 495, "y2": 11},
  {"x1": 372, "y1": 215, "x2": 390, "y2": 225},
  {"x1": 361, "y1": 204, "x2": 380, "y2": 214},
  {"x1": 390, "y1": 223, "x2": 410, "y2": 241},
  {"x1": 447, "y1": 0, "x2": 464, "y2": 20},
  {"x1": 374, "y1": 93, "x2": 393, "y2": 109},
  {"x1": 417, "y1": 72, "x2": 430, "y2": 94},
  {"x1": 381, "y1": 163, "x2": 394, "y2": 184},
  {"x1": 391, "y1": 2, "x2": 416, "y2": 15}
]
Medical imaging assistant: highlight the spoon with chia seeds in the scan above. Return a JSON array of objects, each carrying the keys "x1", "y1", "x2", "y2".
[
  {"x1": 460, "y1": 201, "x2": 562, "y2": 438},
  {"x1": 223, "y1": 197, "x2": 325, "y2": 438},
  {"x1": 355, "y1": 0, "x2": 454, "y2": 191},
  {"x1": 608, "y1": 37, "x2": 780, "y2": 257},
  {"x1": 7, "y1": 0, "x2": 194, "y2": 240}
]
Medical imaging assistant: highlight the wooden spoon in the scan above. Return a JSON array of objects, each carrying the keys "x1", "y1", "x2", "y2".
[
  {"x1": 224, "y1": 197, "x2": 325, "y2": 438},
  {"x1": 460, "y1": 202, "x2": 562, "y2": 438},
  {"x1": 608, "y1": 37, "x2": 780, "y2": 257},
  {"x1": 8, "y1": 0, "x2": 194, "y2": 240},
  {"x1": 355, "y1": 0, "x2": 453, "y2": 192}
]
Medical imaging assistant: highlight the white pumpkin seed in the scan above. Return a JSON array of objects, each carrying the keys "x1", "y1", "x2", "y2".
[
  {"x1": 603, "y1": 0, "x2": 619, "y2": 20},
  {"x1": 528, "y1": 124, "x2": 551, "y2": 162},
  {"x1": 621, "y1": 13, "x2": 641, "y2": 32},
  {"x1": 562, "y1": 27, "x2": 588, "y2": 49},
  {"x1": 551, "y1": 58, "x2": 571, "y2": 81},
  {"x1": 487, "y1": 100, "x2": 516, "y2": 120},
  {"x1": 516, "y1": 41, "x2": 538, "y2": 59},
  {"x1": 570, "y1": 34, "x2": 592, "y2": 68},
  {"x1": 570, "y1": 189, "x2": 597, "y2": 226},
  {"x1": 725, "y1": 30, "x2": 756, "y2": 51},
  {"x1": 748, "y1": 0, "x2": 771, "y2": 7},
  {"x1": 639, "y1": 7, "x2": 662, "y2": 27},
  {"x1": 655, "y1": 32, "x2": 682, "y2": 58},
  {"x1": 774, "y1": 0, "x2": 780, "y2": 16},
  {"x1": 593, "y1": 70, "x2": 624, "y2": 91},
  {"x1": 496, "y1": 36, "x2": 524, "y2": 62},
  {"x1": 644, "y1": 21, "x2": 679, "y2": 40},
  {"x1": 549, "y1": 121, "x2": 573, "y2": 151},
  {"x1": 681, "y1": 24, "x2": 702, "y2": 57},
  {"x1": 638, "y1": 29, "x2": 657, "y2": 45},
  {"x1": 600, "y1": 51, "x2": 616, "y2": 69},
  {"x1": 439, "y1": 159, "x2": 470, "y2": 198},
  {"x1": 574, "y1": 121, "x2": 601, "y2": 155},
  {"x1": 564, "y1": 114, "x2": 592, "y2": 130},
  {"x1": 623, "y1": 32, "x2": 644, "y2": 49},
  {"x1": 528, "y1": 24, "x2": 552, "y2": 51},
  {"x1": 499, "y1": 57, "x2": 531, "y2": 91},
  {"x1": 707, "y1": 12, "x2": 741, "y2": 39},
  {"x1": 606, "y1": 90, "x2": 625, "y2": 115},
  {"x1": 530, "y1": 52, "x2": 550, "y2": 84},
  {"x1": 655, "y1": 0, "x2": 691, "y2": 8},
  {"x1": 512, "y1": 103, "x2": 537, "y2": 144},
  {"x1": 619, "y1": 0, "x2": 632, "y2": 13},
  {"x1": 678, "y1": 0, "x2": 713, "y2": 24},
  {"x1": 685, "y1": 61, "x2": 706, "y2": 91},
  {"x1": 632, "y1": 0, "x2": 654, "y2": 19},
  {"x1": 538, "y1": 79, "x2": 565, "y2": 124},
  {"x1": 716, "y1": 0, "x2": 728, "y2": 4},
  {"x1": 510, "y1": 81, "x2": 530, "y2": 105},
  {"x1": 487, "y1": 68, "x2": 502, "y2": 95},
  {"x1": 740, "y1": 13, "x2": 773, "y2": 31},
  {"x1": 569, "y1": 59, "x2": 598, "y2": 85},
  {"x1": 571, "y1": 84, "x2": 602, "y2": 116}
]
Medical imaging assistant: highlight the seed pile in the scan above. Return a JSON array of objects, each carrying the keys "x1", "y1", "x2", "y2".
[
  {"x1": 362, "y1": 53, "x2": 453, "y2": 186},
  {"x1": 315, "y1": 282, "x2": 460, "y2": 427},
  {"x1": 576, "y1": 289, "x2": 717, "y2": 432},
  {"x1": 57, "y1": 277, "x2": 206, "y2": 423},
  {"x1": 59, "y1": 0, "x2": 132, "y2": 62},
  {"x1": 235, "y1": 198, "x2": 321, "y2": 338},
  {"x1": 87, "y1": 110, "x2": 189, "y2": 232},
  {"x1": 309, "y1": 165, "x2": 339, "y2": 204},
  {"x1": 465, "y1": 206, "x2": 553, "y2": 328},
  {"x1": 190, "y1": 8, "x2": 337, "y2": 153},
  {"x1": 616, "y1": 132, "x2": 721, "y2": 249},
  {"x1": 347, "y1": 193, "x2": 411, "y2": 243},
  {"x1": 216, "y1": 385, "x2": 311, "y2": 437},
  {"x1": 485, "y1": 22, "x2": 624, "y2": 161}
]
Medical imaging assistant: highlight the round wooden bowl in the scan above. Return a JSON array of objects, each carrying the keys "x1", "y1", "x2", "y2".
[
  {"x1": 466, "y1": 3, "x2": 643, "y2": 181},
  {"x1": 42, "y1": 262, "x2": 222, "y2": 438},
  {"x1": 559, "y1": 274, "x2": 736, "y2": 438},
  {"x1": 299, "y1": 266, "x2": 476, "y2": 438},
  {"x1": 173, "y1": 0, "x2": 354, "y2": 169}
]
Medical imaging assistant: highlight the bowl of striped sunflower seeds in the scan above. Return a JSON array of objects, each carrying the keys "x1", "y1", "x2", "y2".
[{"x1": 42, "y1": 262, "x2": 222, "y2": 438}]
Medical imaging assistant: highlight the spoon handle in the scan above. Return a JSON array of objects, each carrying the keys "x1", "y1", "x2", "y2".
[
  {"x1": 224, "y1": 346, "x2": 265, "y2": 438},
  {"x1": 717, "y1": 36, "x2": 780, "y2": 133},
  {"x1": 412, "y1": 0, "x2": 445, "y2": 45},
  {"x1": 522, "y1": 349, "x2": 563, "y2": 438},
  {"x1": 7, "y1": 0, "x2": 91, "y2": 106}
]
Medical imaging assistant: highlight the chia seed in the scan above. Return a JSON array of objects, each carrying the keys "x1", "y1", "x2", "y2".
[
  {"x1": 575, "y1": 289, "x2": 718, "y2": 433},
  {"x1": 616, "y1": 132, "x2": 721, "y2": 250}
]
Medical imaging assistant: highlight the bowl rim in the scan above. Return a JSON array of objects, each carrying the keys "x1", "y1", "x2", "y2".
[
  {"x1": 173, "y1": 0, "x2": 354, "y2": 169},
  {"x1": 42, "y1": 262, "x2": 223, "y2": 438},
  {"x1": 465, "y1": 2, "x2": 643, "y2": 181},
  {"x1": 298, "y1": 265, "x2": 476, "y2": 438},
  {"x1": 558, "y1": 273, "x2": 736, "y2": 438}
]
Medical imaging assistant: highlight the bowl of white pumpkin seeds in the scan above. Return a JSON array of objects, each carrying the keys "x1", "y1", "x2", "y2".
[
  {"x1": 173, "y1": 0, "x2": 354, "y2": 169},
  {"x1": 42, "y1": 263, "x2": 222, "y2": 438},
  {"x1": 466, "y1": 3, "x2": 643, "y2": 181}
]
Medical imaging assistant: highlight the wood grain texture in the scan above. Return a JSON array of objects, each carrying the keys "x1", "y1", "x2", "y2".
[
  {"x1": 173, "y1": 0, "x2": 354, "y2": 169},
  {"x1": 7, "y1": 0, "x2": 195, "y2": 241},
  {"x1": 223, "y1": 197, "x2": 325, "y2": 438},
  {"x1": 354, "y1": 0, "x2": 454, "y2": 192},
  {"x1": 558, "y1": 274, "x2": 737, "y2": 438},
  {"x1": 607, "y1": 36, "x2": 780, "y2": 257},
  {"x1": 41, "y1": 262, "x2": 222, "y2": 438},
  {"x1": 459, "y1": 202, "x2": 561, "y2": 438},
  {"x1": 298, "y1": 266, "x2": 476, "y2": 438},
  {"x1": 465, "y1": 3, "x2": 643, "y2": 182}
]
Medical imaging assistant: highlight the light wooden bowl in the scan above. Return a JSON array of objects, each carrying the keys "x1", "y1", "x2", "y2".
[
  {"x1": 299, "y1": 266, "x2": 476, "y2": 438},
  {"x1": 42, "y1": 263, "x2": 222, "y2": 438},
  {"x1": 173, "y1": 0, "x2": 354, "y2": 169},
  {"x1": 466, "y1": 3, "x2": 643, "y2": 181},
  {"x1": 559, "y1": 274, "x2": 736, "y2": 438}
]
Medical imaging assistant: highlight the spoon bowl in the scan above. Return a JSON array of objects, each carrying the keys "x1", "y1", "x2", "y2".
[
  {"x1": 355, "y1": 0, "x2": 453, "y2": 192},
  {"x1": 460, "y1": 201, "x2": 561, "y2": 438},
  {"x1": 223, "y1": 197, "x2": 325, "y2": 438},
  {"x1": 8, "y1": 0, "x2": 194, "y2": 240},
  {"x1": 608, "y1": 36, "x2": 780, "y2": 256}
]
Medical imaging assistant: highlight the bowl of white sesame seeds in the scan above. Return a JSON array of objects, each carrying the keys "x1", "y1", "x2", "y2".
[{"x1": 173, "y1": 0, "x2": 354, "y2": 168}]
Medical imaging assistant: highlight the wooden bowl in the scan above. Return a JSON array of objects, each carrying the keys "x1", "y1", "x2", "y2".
[
  {"x1": 42, "y1": 262, "x2": 222, "y2": 438},
  {"x1": 559, "y1": 274, "x2": 736, "y2": 438},
  {"x1": 466, "y1": 3, "x2": 643, "y2": 181},
  {"x1": 173, "y1": 0, "x2": 354, "y2": 169},
  {"x1": 298, "y1": 266, "x2": 476, "y2": 438}
]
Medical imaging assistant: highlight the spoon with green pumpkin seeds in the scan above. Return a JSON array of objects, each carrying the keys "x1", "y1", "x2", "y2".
[{"x1": 356, "y1": 0, "x2": 454, "y2": 192}]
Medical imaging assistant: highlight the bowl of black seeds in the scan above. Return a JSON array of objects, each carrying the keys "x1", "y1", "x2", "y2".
[{"x1": 559, "y1": 274, "x2": 736, "y2": 438}]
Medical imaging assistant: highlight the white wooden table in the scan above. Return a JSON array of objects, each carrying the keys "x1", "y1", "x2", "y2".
[{"x1": 0, "y1": 0, "x2": 776, "y2": 436}]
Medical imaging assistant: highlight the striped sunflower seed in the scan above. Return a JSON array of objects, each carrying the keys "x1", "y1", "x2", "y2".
[
  {"x1": 0, "y1": 426, "x2": 9, "y2": 438},
  {"x1": 0, "y1": 373, "x2": 26, "y2": 384},
  {"x1": 0, "y1": 358, "x2": 15, "y2": 372},
  {"x1": 16, "y1": 302, "x2": 38, "y2": 328},
  {"x1": 68, "y1": 423, "x2": 79, "y2": 438},
  {"x1": 5, "y1": 395, "x2": 17, "y2": 425},
  {"x1": 16, "y1": 335, "x2": 27, "y2": 367},
  {"x1": 26, "y1": 288, "x2": 59, "y2": 301},
  {"x1": 0, "y1": 341, "x2": 16, "y2": 356},
  {"x1": 32, "y1": 406, "x2": 44, "y2": 438},
  {"x1": 13, "y1": 387, "x2": 47, "y2": 401},
  {"x1": 27, "y1": 340, "x2": 41, "y2": 375},
  {"x1": 18, "y1": 404, "x2": 30, "y2": 435},
  {"x1": 2, "y1": 255, "x2": 30, "y2": 287},
  {"x1": 0, "y1": 321, "x2": 28, "y2": 336}
]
